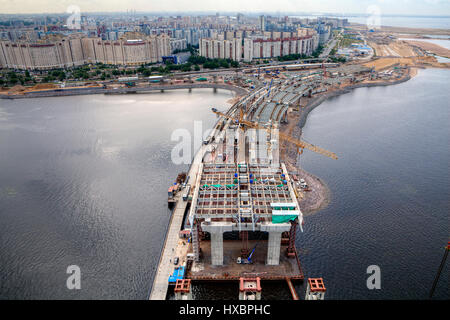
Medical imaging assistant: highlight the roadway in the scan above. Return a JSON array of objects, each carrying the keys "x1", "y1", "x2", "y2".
[
  {"x1": 1, "y1": 82, "x2": 249, "y2": 99},
  {"x1": 149, "y1": 147, "x2": 206, "y2": 300},
  {"x1": 320, "y1": 38, "x2": 338, "y2": 58}
]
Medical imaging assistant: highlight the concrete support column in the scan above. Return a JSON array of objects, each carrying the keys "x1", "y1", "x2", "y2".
[
  {"x1": 202, "y1": 222, "x2": 233, "y2": 266},
  {"x1": 266, "y1": 231, "x2": 282, "y2": 265},
  {"x1": 210, "y1": 232, "x2": 224, "y2": 265},
  {"x1": 261, "y1": 222, "x2": 291, "y2": 266}
]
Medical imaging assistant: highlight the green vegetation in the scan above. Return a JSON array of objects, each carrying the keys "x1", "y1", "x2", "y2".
[
  {"x1": 187, "y1": 55, "x2": 207, "y2": 65},
  {"x1": 311, "y1": 44, "x2": 325, "y2": 58},
  {"x1": 328, "y1": 56, "x2": 347, "y2": 63},
  {"x1": 277, "y1": 53, "x2": 308, "y2": 62},
  {"x1": 276, "y1": 44, "x2": 325, "y2": 61},
  {"x1": 0, "y1": 70, "x2": 37, "y2": 86},
  {"x1": 188, "y1": 55, "x2": 239, "y2": 69},
  {"x1": 338, "y1": 35, "x2": 363, "y2": 48}
]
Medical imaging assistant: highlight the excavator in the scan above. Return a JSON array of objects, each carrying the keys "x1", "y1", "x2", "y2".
[
  {"x1": 237, "y1": 245, "x2": 257, "y2": 264},
  {"x1": 211, "y1": 106, "x2": 338, "y2": 160}
]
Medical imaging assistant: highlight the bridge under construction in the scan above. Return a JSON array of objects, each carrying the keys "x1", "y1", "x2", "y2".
[{"x1": 149, "y1": 70, "x2": 339, "y2": 301}]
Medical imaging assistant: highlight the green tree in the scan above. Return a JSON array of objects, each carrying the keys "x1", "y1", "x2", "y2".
[
  {"x1": 181, "y1": 63, "x2": 192, "y2": 72},
  {"x1": 143, "y1": 69, "x2": 152, "y2": 77}
]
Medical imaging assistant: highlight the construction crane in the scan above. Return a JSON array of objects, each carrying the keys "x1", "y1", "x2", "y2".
[
  {"x1": 211, "y1": 107, "x2": 338, "y2": 160},
  {"x1": 322, "y1": 63, "x2": 328, "y2": 79},
  {"x1": 267, "y1": 78, "x2": 273, "y2": 97}
]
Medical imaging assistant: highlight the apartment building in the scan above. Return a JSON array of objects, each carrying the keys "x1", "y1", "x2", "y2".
[
  {"x1": 199, "y1": 38, "x2": 242, "y2": 61},
  {"x1": 0, "y1": 34, "x2": 170, "y2": 70},
  {"x1": 243, "y1": 35, "x2": 316, "y2": 61}
]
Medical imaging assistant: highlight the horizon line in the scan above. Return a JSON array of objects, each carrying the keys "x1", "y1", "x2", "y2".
[{"x1": 0, "y1": 11, "x2": 449, "y2": 18}]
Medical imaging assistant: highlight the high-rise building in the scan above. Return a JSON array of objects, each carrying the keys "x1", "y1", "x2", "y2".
[
  {"x1": 259, "y1": 15, "x2": 266, "y2": 31},
  {"x1": 243, "y1": 34, "x2": 316, "y2": 61},
  {"x1": 0, "y1": 34, "x2": 171, "y2": 70},
  {"x1": 199, "y1": 38, "x2": 242, "y2": 61}
]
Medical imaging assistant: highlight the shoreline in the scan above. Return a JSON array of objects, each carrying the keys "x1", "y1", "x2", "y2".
[
  {"x1": 0, "y1": 65, "x2": 427, "y2": 217},
  {"x1": 280, "y1": 70, "x2": 416, "y2": 216},
  {"x1": 0, "y1": 82, "x2": 248, "y2": 100},
  {"x1": 350, "y1": 22, "x2": 450, "y2": 36}
]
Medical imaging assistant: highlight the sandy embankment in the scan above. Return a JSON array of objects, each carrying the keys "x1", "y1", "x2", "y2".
[
  {"x1": 402, "y1": 40, "x2": 450, "y2": 58},
  {"x1": 350, "y1": 23, "x2": 450, "y2": 36}
]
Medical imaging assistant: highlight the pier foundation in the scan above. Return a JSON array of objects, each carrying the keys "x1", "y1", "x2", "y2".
[
  {"x1": 239, "y1": 277, "x2": 262, "y2": 300},
  {"x1": 175, "y1": 279, "x2": 192, "y2": 300}
]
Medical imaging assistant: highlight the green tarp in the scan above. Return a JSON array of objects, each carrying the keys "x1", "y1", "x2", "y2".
[{"x1": 272, "y1": 215, "x2": 298, "y2": 224}]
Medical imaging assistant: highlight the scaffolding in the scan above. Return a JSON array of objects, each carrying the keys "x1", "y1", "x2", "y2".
[{"x1": 193, "y1": 164, "x2": 294, "y2": 220}]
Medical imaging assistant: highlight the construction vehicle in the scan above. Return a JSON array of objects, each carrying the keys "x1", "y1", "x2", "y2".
[
  {"x1": 211, "y1": 107, "x2": 338, "y2": 160},
  {"x1": 237, "y1": 245, "x2": 257, "y2": 264}
]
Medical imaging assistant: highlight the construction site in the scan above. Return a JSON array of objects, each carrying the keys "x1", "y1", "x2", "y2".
[
  {"x1": 3, "y1": 25, "x2": 446, "y2": 300},
  {"x1": 149, "y1": 62, "x2": 354, "y2": 300},
  {"x1": 148, "y1": 43, "x2": 450, "y2": 299}
]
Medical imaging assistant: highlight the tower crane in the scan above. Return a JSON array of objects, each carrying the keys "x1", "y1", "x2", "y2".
[{"x1": 211, "y1": 107, "x2": 338, "y2": 160}]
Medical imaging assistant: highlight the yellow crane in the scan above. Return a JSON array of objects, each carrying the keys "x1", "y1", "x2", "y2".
[{"x1": 212, "y1": 107, "x2": 338, "y2": 160}]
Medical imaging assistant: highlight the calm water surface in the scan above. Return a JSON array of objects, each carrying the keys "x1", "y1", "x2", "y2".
[
  {"x1": 0, "y1": 89, "x2": 232, "y2": 299},
  {"x1": 291, "y1": 15, "x2": 450, "y2": 29},
  {"x1": 296, "y1": 68, "x2": 449, "y2": 299}
]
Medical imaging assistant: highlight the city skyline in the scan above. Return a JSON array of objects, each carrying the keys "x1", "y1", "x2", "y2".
[{"x1": 0, "y1": 0, "x2": 449, "y2": 16}]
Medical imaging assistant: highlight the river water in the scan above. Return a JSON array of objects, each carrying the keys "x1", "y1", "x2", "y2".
[
  {"x1": 0, "y1": 89, "x2": 232, "y2": 299},
  {"x1": 0, "y1": 70, "x2": 449, "y2": 300},
  {"x1": 296, "y1": 68, "x2": 449, "y2": 300}
]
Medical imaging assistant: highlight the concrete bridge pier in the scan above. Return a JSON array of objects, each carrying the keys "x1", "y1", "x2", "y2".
[
  {"x1": 267, "y1": 232, "x2": 283, "y2": 265},
  {"x1": 261, "y1": 223, "x2": 292, "y2": 265},
  {"x1": 202, "y1": 222, "x2": 233, "y2": 265}
]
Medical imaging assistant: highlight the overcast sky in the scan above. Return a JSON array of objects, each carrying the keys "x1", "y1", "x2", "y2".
[{"x1": 0, "y1": 0, "x2": 449, "y2": 15}]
